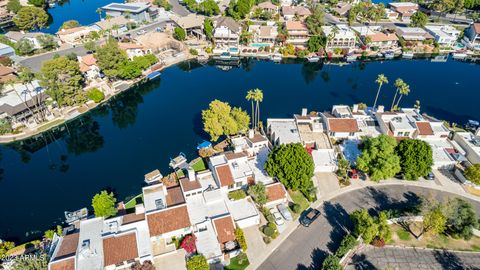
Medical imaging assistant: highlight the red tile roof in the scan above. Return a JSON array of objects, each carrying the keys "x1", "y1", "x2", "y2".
[
  {"x1": 50, "y1": 258, "x2": 75, "y2": 270},
  {"x1": 122, "y1": 213, "x2": 145, "y2": 225},
  {"x1": 286, "y1": 21, "x2": 308, "y2": 31},
  {"x1": 266, "y1": 183, "x2": 287, "y2": 202},
  {"x1": 225, "y1": 151, "x2": 248, "y2": 160},
  {"x1": 215, "y1": 164, "x2": 234, "y2": 187},
  {"x1": 416, "y1": 121, "x2": 434, "y2": 136},
  {"x1": 213, "y1": 216, "x2": 236, "y2": 244},
  {"x1": 247, "y1": 134, "x2": 268, "y2": 144},
  {"x1": 328, "y1": 118, "x2": 359, "y2": 133},
  {"x1": 179, "y1": 177, "x2": 202, "y2": 192},
  {"x1": 103, "y1": 233, "x2": 138, "y2": 267},
  {"x1": 165, "y1": 185, "x2": 186, "y2": 206},
  {"x1": 54, "y1": 233, "x2": 79, "y2": 260},
  {"x1": 147, "y1": 205, "x2": 191, "y2": 236}
]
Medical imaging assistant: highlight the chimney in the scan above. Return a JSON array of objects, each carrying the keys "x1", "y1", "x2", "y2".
[
  {"x1": 187, "y1": 166, "x2": 195, "y2": 181},
  {"x1": 135, "y1": 204, "x2": 145, "y2": 215},
  {"x1": 301, "y1": 108, "x2": 307, "y2": 116},
  {"x1": 377, "y1": 105, "x2": 384, "y2": 113},
  {"x1": 248, "y1": 129, "x2": 254, "y2": 138},
  {"x1": 352, "y1": 104, "x2": 359, "y2": 113}
]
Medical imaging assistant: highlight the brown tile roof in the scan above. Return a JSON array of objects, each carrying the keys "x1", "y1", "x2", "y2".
[
  {"x1": 179, "y1": 177, "x2": 202, "y2": 192},
  {"x1": 257, "y1": 1, "x2": 277, "y2": 10},
  {"x1": 103, "y1": 233, "x2": 138, "y2": 266},
  {"x1": 122, "y1": 213, "x2": 145, "y2": 225},
  {"x1": 266, "y1": 183, "x2": 287, "y2": 202},
  {"x1": 282, "y1": 6, "x2": 311, "y2": 16},
  {"x1": 54, "y1": 233, "x2": 79, "y2": 260},
  {"x1": 165, "y1": 185, "x2": 185, "y2": 206},
  {"x1": 286, "y1": 21, "x2": 308, "y2": 31},
  {"x1": 0, "y1": 65, "x2": 14, "y2": 76},
  {"x1": 368, "y1": 32, "x2": 398, "y2": 42},
  {"x1": 215, "y1": 164, "x2": 234, "y2": 187},
  {"x1": 81, "y1": 54, "x2": 96, "y2": 66},
  {"x1": 0, "y1": 73, "x2": 17, "y2": 83},
  {"x1": 328, "y1": 118, "x2": 359, "y2": 133},
  {"x1": 225, "y1": 151, "x2": 248, "y2": 160},
  {"x1": 416, "y1": 121, "x2": 434, "y2": 136},
  {"x1": 147, "y1": 205, "x2": 191, "y2": 236},
  {"x1": 247, "y1": 134, "x2": 268, "y2": 144},
  {"x1": 50, "y1": 258, "x2": 75, "y2": 270},
  {"x1": 56, "y1": 26, "x2": 88, "y2": 35},
  {"x1": 118, "y1": 42, "x2": 144, "y2": 50},
  {"x1": 213, "y1": 216, "x2": 236, "y2": 244}
]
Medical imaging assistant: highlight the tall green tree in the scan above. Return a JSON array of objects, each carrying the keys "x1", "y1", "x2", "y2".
[
  {"x1": 6, "y1": 0, "x2": 22, "y2": 14},
  {"x1": 377, "y1": 211, "x2": 392, "y2": 242},
  {"x1": 391, "y1": 78, "x2": 405, "y2": 111},
  {"x1": 253, "y1": 88, "x2": 263, "y2": 130},
  {"x1": 464, "y1": 164, "x2": 480, "y2": 185},
  {"x1": 27, "y1": 0, "x2": 45, "y2": 7},
  {"x1": 95, "y1": 39, "x2": 128, "y2": 79},
  {"x1": 187, "y1": 255, "x2": 209, "y2": 270},
  {"x1": 15, "y1": 38, "x2": 35, "y2": 55},
  {"x1": 305, "y1": 4, "x2": 325, "y2": 36},
  {"x1": 201, "y1": 99, "x2": 250, "y2": 141},
  {"x1": 446, "y1": 198, "x2": 479, "y2": 240},
  {"x1": 13, "y1": 6, "x2": 48, "y2": 31},
  {"x1": 200, "y1": 0, "x2": 220, "y2": 16},
  {"x1": 410, "y1": 11, "x2": 428, "y2": 27},
  {"x1": 422, "y1": 198, "x2": 447, "y2": 237},
  {"x1": 357, "y1": 135, "x2": 401, "y2": 181},
  {"x1": 248, "y1": 182, "x2": 267, "y2": 206},
  {"x1": 174, "y1": 27, "x2": 186, "y2": 41},
  {"x1": 92, "y1": 190, "x2": 118, "y2": 218},
  {"x1": 394, "y1": 79, "x2": 410, "y2": 109},
  {"x1": 350, "y1": 209, "x2": 378, "y2": 244},
  {"x1": 60, "y1": 20, "x2": 80, "y2": 30},
  {"x1": 396, "y1": 139, "x2": 433, "y2": 180},
  {"x1": 264, "y1": 143, "x2": 315, "y2": 196},
  {"x1": 372, "y1": 74, "x2": 388, "y2": 112},
  {"x1": 321, "y1": 255, "x2": 342, "y2": 270},
  {"x1": 203, "y1": 18, "x2": 214, "y2": 41},
  {"x1": 36, "y1": 34, "x2": 58, "y2": 50},
  {"x1": 39, "y1": 56, "x2": 86, "y2": 107},
  {"x1": 246, "y1": 89, "x2": 256, "y2": 130}
]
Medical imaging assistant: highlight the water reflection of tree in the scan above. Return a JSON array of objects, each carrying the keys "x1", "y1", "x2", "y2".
[
  {"x1": 301, "y1": 61, "x2": 324, "y2": 84},
  {"x1": 65, "y1": 115, "x2": 104, "y2": 155},
  {"x1": 241, "y1": 57, "x2": 255, "y2": 72},
  {"x1": 177, "y1": 60, "x2": 204, "y2": 72}
]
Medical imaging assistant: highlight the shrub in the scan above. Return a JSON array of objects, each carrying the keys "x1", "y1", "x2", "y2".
[
  {"x1": 235, "y1": 228, "x2": 247, "y2": 252},
  {"x1": 322, "y1": 255, "x2": 342, "y2": 270},
  {"x1": 335, "y1": 234, "x2": 357, "y2": 258},
  {"x1": 44, "y1": 229, "x2": 55, "y2": 240},
  {"x1": 291, "y1": 203, "x2": 301, "y2": 214},
  {"x1": 180, "y1": 234, "x2": 197, "y2": 254},
  {"x1": 174, "y1": 27, "x2": 186, "y2": 41},
  {"x1": 263, "y1": 226, "x2": 275, "y2": 237},
  {"x1": 267, "y1": 222, "x2": 277, "y2": 230},
  {"x1": 228, "y1": 189, "x2": 246, "y2": 200},
  {"x1": 0, "y1": 119, "x2": 12, "y2": 135},
  {"x1": 263, "y1": 236, "x2": 271, "y2": 244},
  {"x1": 186, "y1": 255, "x2": 209, "y2": 270},
  {"x1": 189, "y1": 48, "x2": 198, "y2": 55},
  {"x1": 371, "y1": 238, "x2": 385, "y2": 247},
  {"x1": 87, "y1": 88, "x2": 105, "y2": 103}
]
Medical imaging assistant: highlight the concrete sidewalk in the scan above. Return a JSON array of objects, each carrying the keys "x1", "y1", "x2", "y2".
[{"x1": 246, "y1": 175, "x2": 480, "y2": 270}]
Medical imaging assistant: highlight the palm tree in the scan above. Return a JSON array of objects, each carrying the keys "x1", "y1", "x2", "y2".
[
  {"x1": 246, "y1": 90, "x2": 256, "y2": 130},
  {"x1": 253, "y1": 88, "x2": 263, "y2": 131},
  {"x1": 395, "y1": 81, "x2": 410, "y2": 109},
  {"x1": 372, "y1": 74, "x2": 388, "y2": 112},
  {"x1": 391, "y1": 78, "x2": 404, "y2": 111},
  {"x1": 18, "y1": 67, "x2": 43, "y2": 121},
  {"x1": 96, "y1": 8, "x2": 102, "y2": 21}
]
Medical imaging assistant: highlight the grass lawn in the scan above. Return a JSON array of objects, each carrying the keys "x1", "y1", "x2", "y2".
[
  {"x1": 390, "y1": 224, "x2": 480, "y2": 251},
  {"x1": 288, "y1": 190, "x2": 310, "y2": 218},
  {"x1": 6, "y1": 240, "x2": 41, "y2": 256},
  {"x1": 124, "y1": 194, "x2": 143, "y2": 210},
  {"x1": 36, "y1": 119, "x2": 65, "y2": 132},
  {"x1": 190, "y1": 157, "x2": 207, "y2": 172},
  {"x1": 464, "y1": 186, "x2": 480, "y2": 197},
  {"x1": 225, "y1": 253, "x2": 250, "y2": 270}
]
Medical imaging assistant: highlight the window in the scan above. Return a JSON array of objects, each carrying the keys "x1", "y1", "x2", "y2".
[
  {"x1": 228, "y1": 184, "x2": 234, "y2": 189},
  {"x1": 404, "y1": 132, "x2": 410, "y2": 137},
  {"x1": 397, "y1": 132, "x2": 403, "y2": 136},
  {"x1": 236, "y1": 182, "x2": 242, "y2": 187},
  {"x1": 349, "y1": 132, "x2": 355, "y2": 136}
]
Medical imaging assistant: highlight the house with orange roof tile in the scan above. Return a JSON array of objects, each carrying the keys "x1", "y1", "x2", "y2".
[
  {"x1": 285, "y1": 21, "x2": 309, "y2": 47},
  {"x1": 77, "y1": 54, "x2": 100, "y2": 81}
]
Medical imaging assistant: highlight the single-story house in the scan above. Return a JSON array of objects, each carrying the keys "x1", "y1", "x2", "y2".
[
  {"x1": 56, "y1": 26, "x2": 98, "y2": 45},
  {"x1": 425, "y1": 24, "x2": 460, "y2": 47},
  {"x1": 0, "y1": 65, "x2": 17, "y2": 83},
  {"x1": 5, "y1": 31, "x2": 44, "y2": 49}
]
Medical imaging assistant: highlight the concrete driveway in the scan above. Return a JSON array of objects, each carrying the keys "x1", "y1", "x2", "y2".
[
  {"x1": 154, "y1": 249, "x2": 187, "y2": 270},
  {"x1": 244, "y1": 225, "x2": 267, "y2": 266},
  {"x1": 313, "y1": 172, "x2": 340, "y2": 199}
]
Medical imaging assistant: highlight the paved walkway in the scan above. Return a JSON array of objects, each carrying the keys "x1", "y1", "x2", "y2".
[{"x1": 346, "y1": 246, "x2": 480, "y2": 270}]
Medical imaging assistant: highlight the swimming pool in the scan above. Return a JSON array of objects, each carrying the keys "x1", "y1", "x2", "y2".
[
  {"x1": 229, "y1": 47, "x2": 239, "y2": 52},
  {"x1": 251, "y1": 43, "x2": 270, "y2": 47}
]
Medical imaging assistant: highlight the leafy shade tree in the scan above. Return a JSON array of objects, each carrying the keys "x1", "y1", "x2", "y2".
[
  {"x1": 200, "y1": 0, "x2": 220, "y2": 16},
  {"x1": 39, "y1": 56, "x2": 86, "y2": 107},
  {"x1": 305, "y1": 4, "x2": 325, "y2": 36},
  {"x1": 60, "y1": 20, "x2": 80, "y2": 30},
  {"x1": 235, "y1": 228, "x2": 247, "y2": 252},
  {"x1": 28, "y1": 0, "x2": 45, "y2": 7},
  {"x1": 0, "y1": 118, "x2": 12, "y2": 135},
  {"x1": 321, "y1": 254, "x2": 342, "y2": 270},
  {"x1": 6, "y1": 0, "x2": 22, "y2": 14},
  {"x1": 396, "y1": 139, "x2": 433, "y2": 180},
  {"x1": 174, "y1": 26, "x2": 186, "y2": 41},
  {"x1": 372, "y1": 74, "x2": 388, "y2": 111},
  {"x1": 410, "y1": 11, "x2": 428, "y2": 27},
  {"x1": 36, "y1": 34, "x2": 58, "y2": 50},
  {"x1": 87, "y1": 88, "x2": 105, "y2": 103},
  {"x1": 0, "y1": 240, "x2": 15, "y2": 258},
  {"x1": 227, "y1": 0, "x2": 255, "y2": 19},
  {"x1": 201, "y1": 99, "x2": 250, "y2": 141},
  {"x1": 446, "y1": 198, "x2": 479, "y2": 240},
  {"x1": 377, "y1": 211, "x2": 392, "y2": 242},
  {"x1": 422, "y1": 199, "x2": 447, "y2": 237},
  {"x1": 92, "y1": 190, "x2": 118, "y2": 218},
  {"x1": 12, "y1": 254, "x2": 48, "y2": 270},
  {"x1": 203, "y1": 18, "x2": 214, "y2": 41},
  {"x1": 248, "y1": 182, "x2": 267, "y2": 206},
  {"x1": 464, "y1": 164, "x2": 480, "y2": 185},
  {"x1": 307, "y1": 35, "x2": 325, "y2": 53},
  {"x1": 95, "y1": 39, "x2": 128, "y2": 79},
  {"x1": 13, "y1": 6, "x2": 48, "y2": 31},
  {"x1": 357, "y1": 135, "x2": 401, "y2": 181},
  {"x1": 84, "y1": 41, "x2": 97, "y2": 52},
  {"x1": 350, "y1": 209, "x2": 378, "y2": 244},
  {"x1": 15, "y1": 38, "x2": 35, "y2": 55},
  {"x1": 154, "y1": 0, "x2": 172, "y2": 11},
  {"x1": 186, "y1": 255, "x2": 209, "y2": 270},
  {"x1": 264, "y1": 143, "x2": 315, "y2": 197}
]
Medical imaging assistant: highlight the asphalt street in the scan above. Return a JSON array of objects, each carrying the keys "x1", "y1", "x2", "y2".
[{"x1": 258, "y1": 186, "x2": 480, "y2": 270}]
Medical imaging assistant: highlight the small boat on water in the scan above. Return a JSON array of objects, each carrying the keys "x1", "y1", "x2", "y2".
[
  {"x1": 383, "y1": 51, "x2": 395, "y2": 59},
  {"x1": 197, "y1": 140, "x2": 212, "y2": 150},
  {"x1": 219, "y1": 52, "x2": 232, "y2": 60},
  {"x1": 431, "y1": 55, "x2": 448, "y2": 62},
  {"x1": 306, "y1": 56, "x2": 320, "y2": 62},
  {"x1": 402, "y1": 52, "x2": 414, "y2": 59},
  {"x1": 271, "y1": 53, "x2": 282, "y2": 62},
  {"x1": 452, "y1": 52, "x2": 468, "y2": 60},
  {"x1": 65, "y1": 208, "x2": 88, "y2": 224},
  {"x1": 169, "y1": 152, "x2": 188, "y2": 169},
  {"x1": 345, "y1": 54, "x2": 357, "y2": 62},
  {"x1": 146, "y1": 71, "x2": 161, "y2": 80}
]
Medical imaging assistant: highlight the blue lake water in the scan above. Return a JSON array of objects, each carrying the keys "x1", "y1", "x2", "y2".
[
  {"x1": 42, "y1": 0, "x2": 113, "y2": 34},
  {"x1": 1, "y1": 58, "x2": 479, "y2": 243}
]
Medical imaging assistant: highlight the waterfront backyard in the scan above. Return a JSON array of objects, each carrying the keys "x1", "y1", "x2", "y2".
[{"x1": 1, "y1": 59, "x2": 480, "y2": 242}]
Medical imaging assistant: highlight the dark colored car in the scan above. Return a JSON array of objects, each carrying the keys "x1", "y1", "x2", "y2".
[
  {"x1": 426, "y1": 172, "x2": 435, "y2": 180},
  {"x1": 300, "y1": 208, "x2": 321, "y2": 227}
]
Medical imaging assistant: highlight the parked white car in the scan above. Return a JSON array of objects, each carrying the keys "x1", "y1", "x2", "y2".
[
  {"x1": 277, "y1": 204, "x2": 293, "y2": 221},
  {"x1": 269, "y1": 208, "x2": 285, "y2": 226}
]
